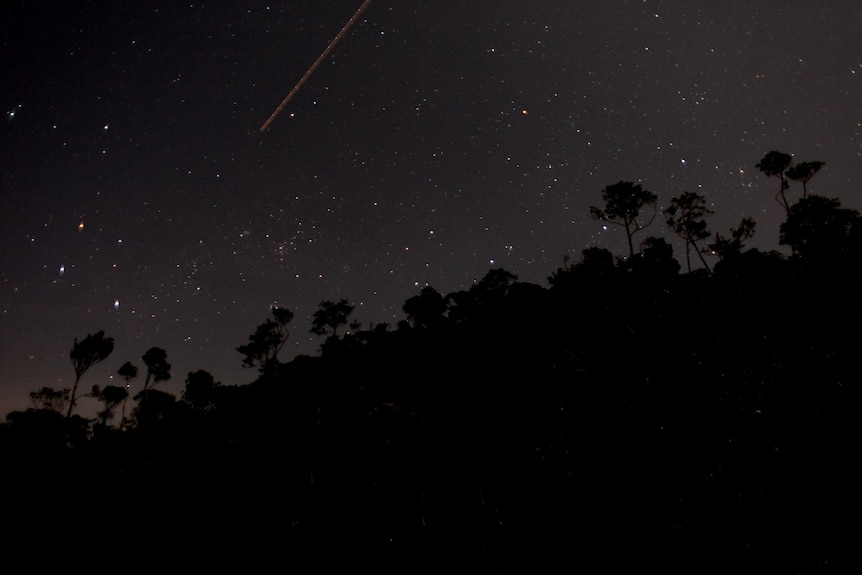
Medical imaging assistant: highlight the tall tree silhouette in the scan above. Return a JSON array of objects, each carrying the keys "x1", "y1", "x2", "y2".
[
  {"x1": 116, "y1": 361, "x2": 138, "y2": 428},
  {"x1": 237, "y1": 306, "x2": 294, "y2": 372},
  {"x1": 664, "y1": 191, "x2": 713, "y2": 273},
  {"x1": 756, "y1": 150, "x2": 793, "y2": 213},
  {"x1": 786, "y1": 161, "x2": 825, "y2": 199},
  {"x1": 68, "y1": 331, "x2": 114, "y2": 418},
  {"x1": 141, "y1": 347, "x2": 171, "y2": 391},
  {"x1": 590, "y1": 181, "x2": 657, "y2": 259},
  {"x1": 311, "y1": 298, "x2": 355, "y2": 337}
]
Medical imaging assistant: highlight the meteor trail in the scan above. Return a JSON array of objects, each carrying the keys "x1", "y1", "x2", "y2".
[{"x1": 259, "y1": 0, "x2": 373, "y2": 132}]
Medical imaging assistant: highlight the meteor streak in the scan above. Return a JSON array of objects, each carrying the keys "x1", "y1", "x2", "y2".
[{"x1": 259, "y1": 0, "x2": 373, "y2": 132}]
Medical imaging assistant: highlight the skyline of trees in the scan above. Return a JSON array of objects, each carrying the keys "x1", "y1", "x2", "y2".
[{"x1": 3, "y1": 148, "x2": 851, "y2": 425}]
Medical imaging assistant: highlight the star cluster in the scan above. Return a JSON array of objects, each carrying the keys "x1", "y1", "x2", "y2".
[{"x1": 2, "y1": 0, "x2": 861, "y2": 416}]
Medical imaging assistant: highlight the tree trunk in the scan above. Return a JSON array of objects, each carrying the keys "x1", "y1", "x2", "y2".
[{"x1": 66, "y1": 374, "x2": 81, "y2": 418}]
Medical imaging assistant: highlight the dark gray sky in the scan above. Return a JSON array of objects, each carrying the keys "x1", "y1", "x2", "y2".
[{"x1": 2, "y1": 0, "x2": 861, "y2": 417}]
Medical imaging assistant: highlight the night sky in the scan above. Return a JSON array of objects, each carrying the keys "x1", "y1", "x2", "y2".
[{"x1": 2, "y1": 0, "x2": 861, "y2": 418}]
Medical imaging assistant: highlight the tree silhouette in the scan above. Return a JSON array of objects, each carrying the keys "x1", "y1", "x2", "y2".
[
  {"x1": 708, "y1": 217, "x2": 757, "y2": 261},
  {"x1": 444, "y1": 268, "x2": 520, "y2": 326},
  {"x1": 664, "y1": 191, "x2": 713, "y2": 273},
  {"x1": 237, "y1": 306, "x2": 294, "y2": 373},
  {"x1": 628, "y1": 236, "x2": 681, "y2": 279},
  {"x1": 68, "y1": 331, "x2": 114, "y2": 418},
  {"x1": 576, "y1": 246, "x2": 617, "y2": 275},
  {"x1": 755, "y1": 150, "x2": 793, "y2": 213},
  {"x1": 590, "y1": 181, "x2": 658, "y2": 259},
  {"x1": 117, "y1": 361, "x2": 138, "y2": 428},
  {"x1": 90, "y1": 384, "x2": 129, "y2": 426},
  {"x1": 786, "y1": 161, "x2": 825, "y2": 199},
  {"x1": 117, "y1": 361, "x2": 138, "y2": 385},
  {"x1": 182, "y1": 369, "x2": 220, "y2": 412},
  {"x1": 547, "y1": 247, "x2": 618, "y2": 292},
  {"x1": 779, "y1": 194, "x2": 860, "y2": 260},
  {"x1": 141, "y1": 347, "x2": 171, "y2": 391},
  {"x1": 310, "y1": 298, "x2": 355, "y2": 337},
  {"x1": 403, "y1": 286, "x2": 447, "y2": 329},
  {"x1": 473, "y1": 268, "x2": 519, "y2": 297},
  {"x1": 129, "y1": 389, "x2": 177, "y2": 431}
]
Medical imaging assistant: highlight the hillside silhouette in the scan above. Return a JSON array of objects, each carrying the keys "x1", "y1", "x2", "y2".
[{"x1": 2, "y1": 153, "x2": 858, "y2": 572}]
